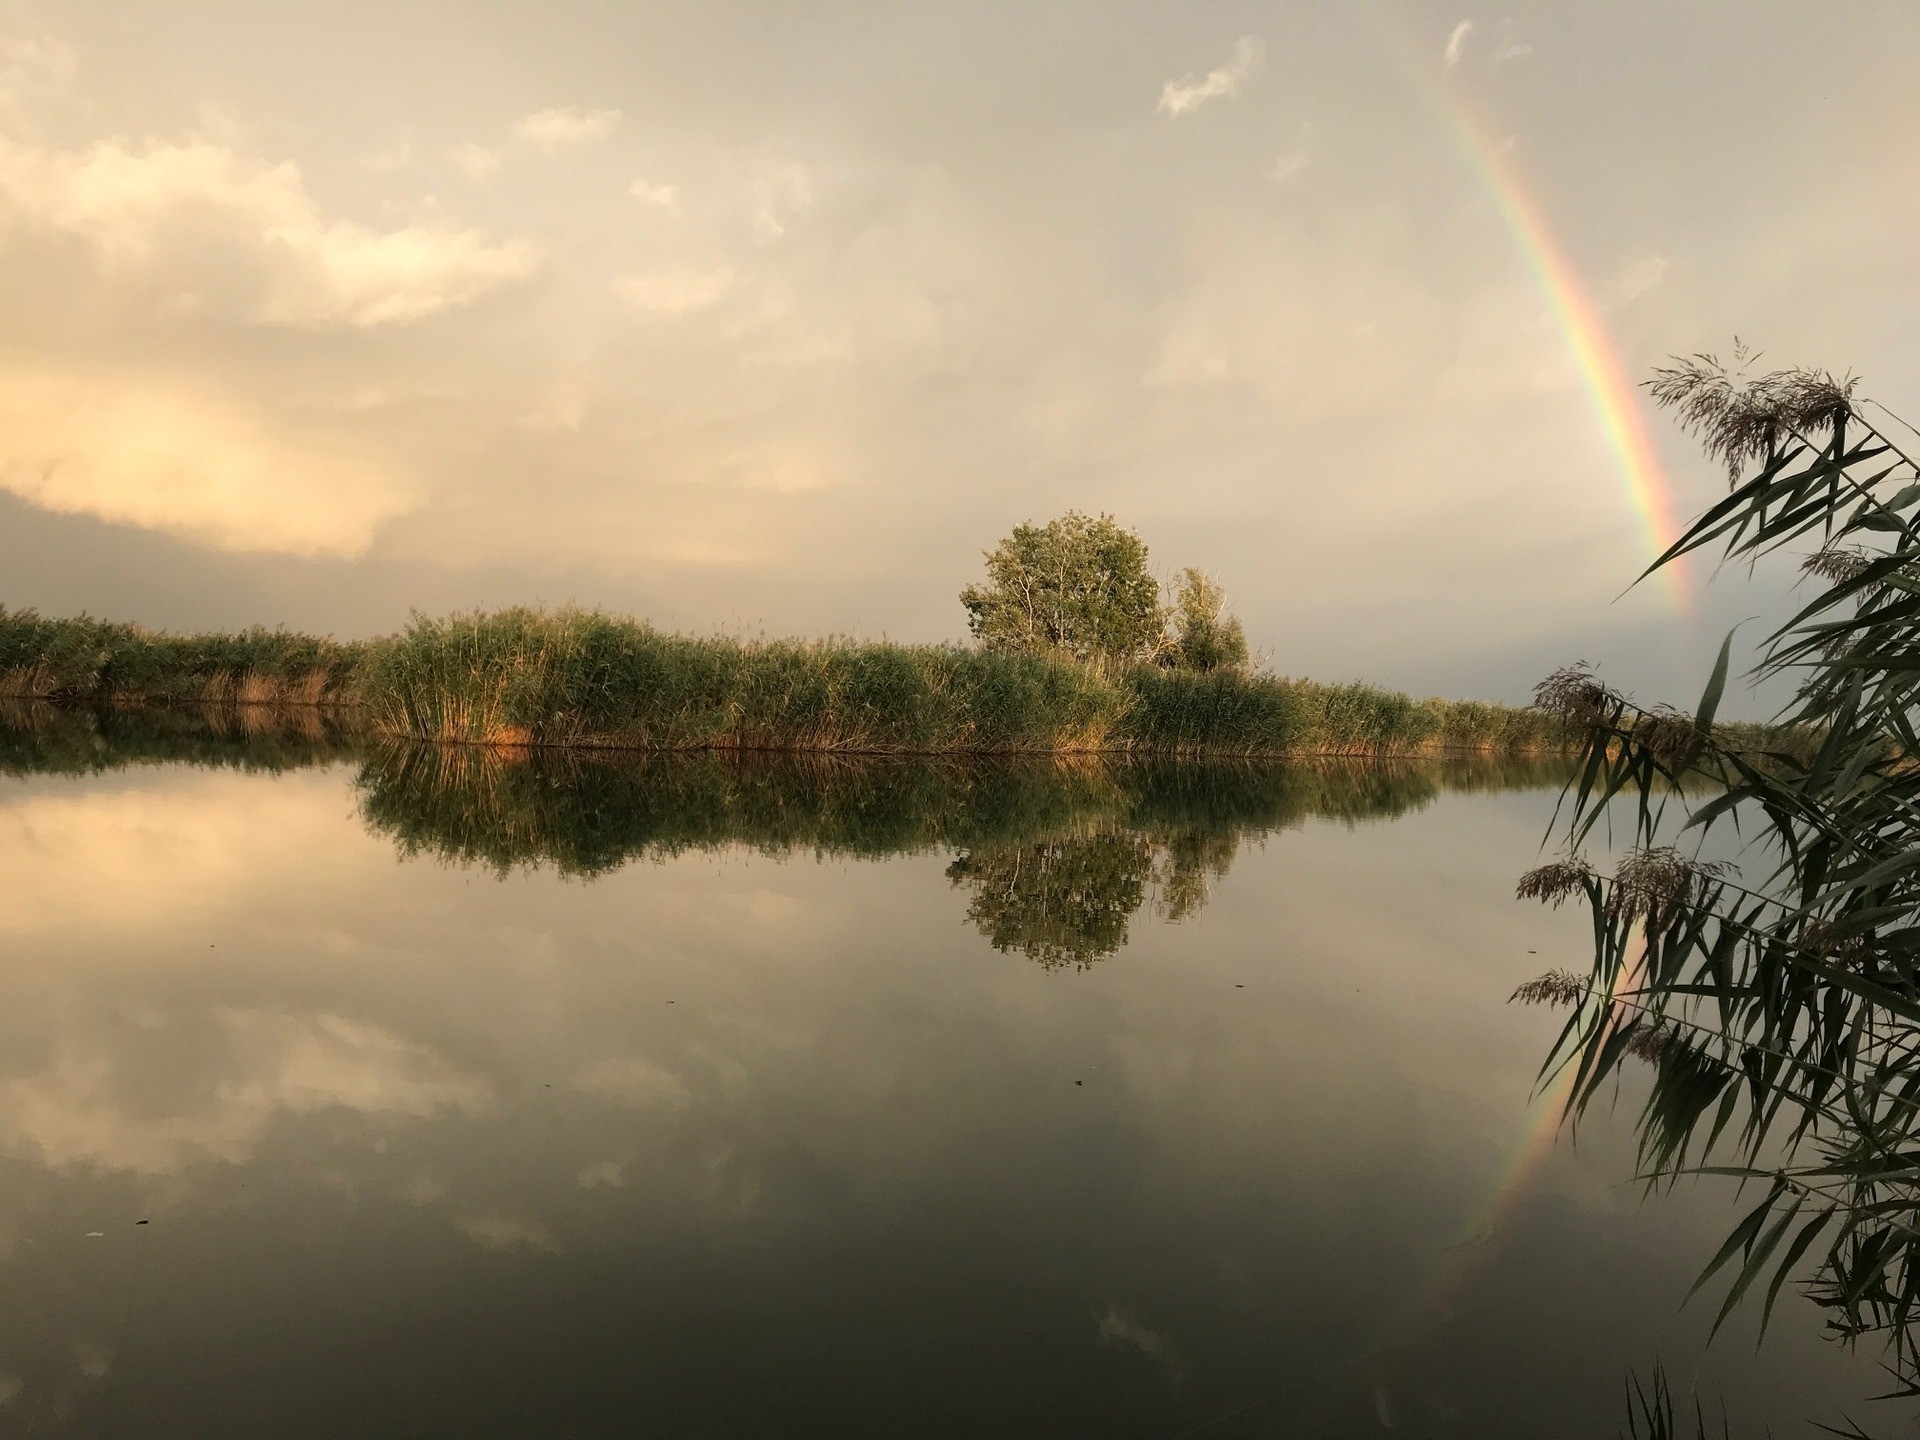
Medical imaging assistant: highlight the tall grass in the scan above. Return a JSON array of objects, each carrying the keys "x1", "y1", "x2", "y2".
[
  {"x1": 0, "y1": 606, "x2": 363, "y2": 707},
  {"x1": 3, "y1": 602, "x2": 1579, "y2": 756},
  {"x1": 356, "y1": 607, "x2": 1121, "y2": 752},
  {"x1": 358, "y1": 606, "x2": 1571, "y2": 757}
]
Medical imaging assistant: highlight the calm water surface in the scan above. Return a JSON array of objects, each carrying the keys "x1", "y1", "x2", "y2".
[{"x1": 0, "y1": 719, "x2": 1885, "y2": 1435}]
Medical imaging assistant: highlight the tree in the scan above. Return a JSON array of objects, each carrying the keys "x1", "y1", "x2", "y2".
[
  {"x1": 1163, "y1": 568, "x2": 1249, "y2": 673},
  {"x1": 960, "y1": 512, "x2": 1166, "y2": 665}
]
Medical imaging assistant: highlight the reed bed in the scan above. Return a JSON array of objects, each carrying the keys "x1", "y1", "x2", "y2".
[
  {"x1": 356, "y1": 607, "x2": 1572, "y2": 757},
  {"x1": 0, "y1": 606, "x2": 364, "y2": 708},
  {"x1": 3, "y1": 603, "x2": 1578, "y2": 757}
]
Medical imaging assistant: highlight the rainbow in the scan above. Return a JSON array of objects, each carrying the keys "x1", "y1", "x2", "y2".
[
  {"x1": 1380, "y1": 942, "x2": 1648, "y2": 1357},
  {"x1": 1371, "y1": 10, "x2": 1692, "y2": 608},
  {"x1": 1372, "y1": 1060, "x2": 1578, "y2": 1359}
]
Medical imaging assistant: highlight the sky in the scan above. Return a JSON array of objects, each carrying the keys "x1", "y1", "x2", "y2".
[{"x1": 0, "y1": 1, "x2": 1916, "y2": 707}]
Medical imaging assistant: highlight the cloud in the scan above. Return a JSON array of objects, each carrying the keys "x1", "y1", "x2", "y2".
[
  {"x1": 751, "y1": 161, "x2": 813, "y2": 240},
  {"x1": 0, "y1": 134, "x2": 538, "y2": 326},
  {"x1": 1271, "y1": 124, "x2": 1312, "y2": 184},
  {"x1": 362, "y1": 135, "x2": 413, "y2": 172},
  {"x1": 1444, "y1": 21, "x2": 1473, "y2": 68},
  {"x1": 73, "y1": 1341, "x2": 113, "y2": 1381},
  {"x1": 0, "y1": 35, "x2": 75, "y2": 103},
  {"x1": 1096, "y1": 1306, "x2": 1183, "y2": 1380},
  {"x1": 614, "y1": 265, "x2": 736, "y2": 314},
  {"x1": 513, "y1": 105, "x2": 621, "y2": 151},
  {"x1": 569, "y1": 1054, "x2": 690, "y2": 1107},
  {"x1": 0, "y1": 371, "x2": 414, "y2": 556},
  {"x1": 1156, "y1": 36, "x2": 1259, "y2": 118},
  {"x1": 460, "y1": 1213, "x2": 560, "y2": 1254},
  {"x1": 452, "y1": 142, "x2": 500, "y2": 180},
  {"x1": 630, "y1": 176, "x2": 680, "y2": 209},
  {"x1": 1607, "y1": 253, "x2": 1669, "y2": 307},
  {"x1": 1490, "y1": 38, "x2": 1533, "y2": 68},
  {"x1": 577, "y1": 1159, "x2": 626, "y2": 1189}
]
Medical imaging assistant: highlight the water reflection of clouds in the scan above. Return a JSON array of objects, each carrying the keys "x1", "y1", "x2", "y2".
[
  {"x1": 0, "y1": 758, "x2": 1573, "y2": 1190},
  {"x1": 0, "y1": 1008, "x2": 489, "y2": 1175},
  {"x1": 0, "y1": 751, "x2": 1885, "y2": 1427},
  {"x1": 0, "y1": 770, "x2": 383, "y2": 939}
]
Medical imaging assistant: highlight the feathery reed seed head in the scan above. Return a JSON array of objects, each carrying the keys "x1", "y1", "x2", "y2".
[
  {"x1": 1647, "y1": 347, "x2": 1858, "y2": 482},
  {"x1": 1516, "y1": 857, "x2": 1596, "y2": 907},
  {"x1": 1509, "y1": 969, "x2": 1589, "y2": 1007},
  {"x1": 1605, "y1": 847, "x2": 1726, "y2": 928}
]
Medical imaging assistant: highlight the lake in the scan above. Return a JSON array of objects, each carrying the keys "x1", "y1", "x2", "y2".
[{"x1": 0, "y1": 715, "x2": 1885, "y2": 1436}]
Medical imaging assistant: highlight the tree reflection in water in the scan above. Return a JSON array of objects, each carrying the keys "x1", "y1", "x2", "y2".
[{"x1": 947, "y1": 826, "x2": 1242, "y2": 969}]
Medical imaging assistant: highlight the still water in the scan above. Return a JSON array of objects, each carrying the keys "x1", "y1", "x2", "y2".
[{"x1": 0, "y1": 715, "x2": 1887, "y2": 1436}]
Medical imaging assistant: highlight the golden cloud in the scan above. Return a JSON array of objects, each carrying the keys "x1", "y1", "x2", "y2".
[{"x1": 0, "y1": 371, "x2": 415, "y2": 556}]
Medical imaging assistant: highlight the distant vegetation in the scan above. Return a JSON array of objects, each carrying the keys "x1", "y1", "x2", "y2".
[
  {"x1": 0, "y1": 510, "x2": 1632, "y2": 758},
  {"x1": 0, "y1": 602, "x2": 1571, "y2": 757},
  {"x1": 0, "y1": 607, "x2": 363, "y2": 707}
]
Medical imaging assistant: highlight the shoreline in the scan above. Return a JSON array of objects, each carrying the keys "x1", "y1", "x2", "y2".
[{"x1": 0, "y1": 602, "x2": 1586, "y2": 761}]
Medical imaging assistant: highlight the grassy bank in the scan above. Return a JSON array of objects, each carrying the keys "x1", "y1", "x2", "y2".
[
  {"x1": 0, "y1": 607, "x2": 364, "y2": 708},
  {"x1": 357, "y1": 608, "x2": 1574, "y2": 757},
  {"x1": 1, "y1": 603, "x2": 1569, "y2": 758}
]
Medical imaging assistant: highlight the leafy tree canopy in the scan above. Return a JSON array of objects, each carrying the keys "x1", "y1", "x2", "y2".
[
  {"x1": 1165, "y1": 567, "x2": 1249, "y2": 673},
  {"x1": 960, "y1": 513, "x2": 1247, "y2": 670}
]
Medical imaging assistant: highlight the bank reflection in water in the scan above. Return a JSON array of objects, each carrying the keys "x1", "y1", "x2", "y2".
[
  {"x1": 3, "y1": 703, "x2": 1570, "y2": 967},
  {"x1": 357, "y1": 744, "x2": 1571, "y2": 966}
]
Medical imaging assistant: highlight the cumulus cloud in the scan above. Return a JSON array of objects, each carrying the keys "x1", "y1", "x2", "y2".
[
  {"x1": 1444, "y1": 21, "x2": 1473, "y2": 68},
  {"x1": 629, "y1": 176, "x2": 679, "y2": 209},
  {"x1": 513, "y1": 105, "x2": 621, "y2": 151},
  {"x1": 0, "y1": 134, "x2": 537, "y2": 326},
  {"x1": 0, "y1": 371, "x2": 414, "y2": 556},
  {"x1": 1156, "y1": 37, "x2": 1259, "y2": 118},
  {"x1": 614, "y1": 265, "x2": 735, "y2": 314}
]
